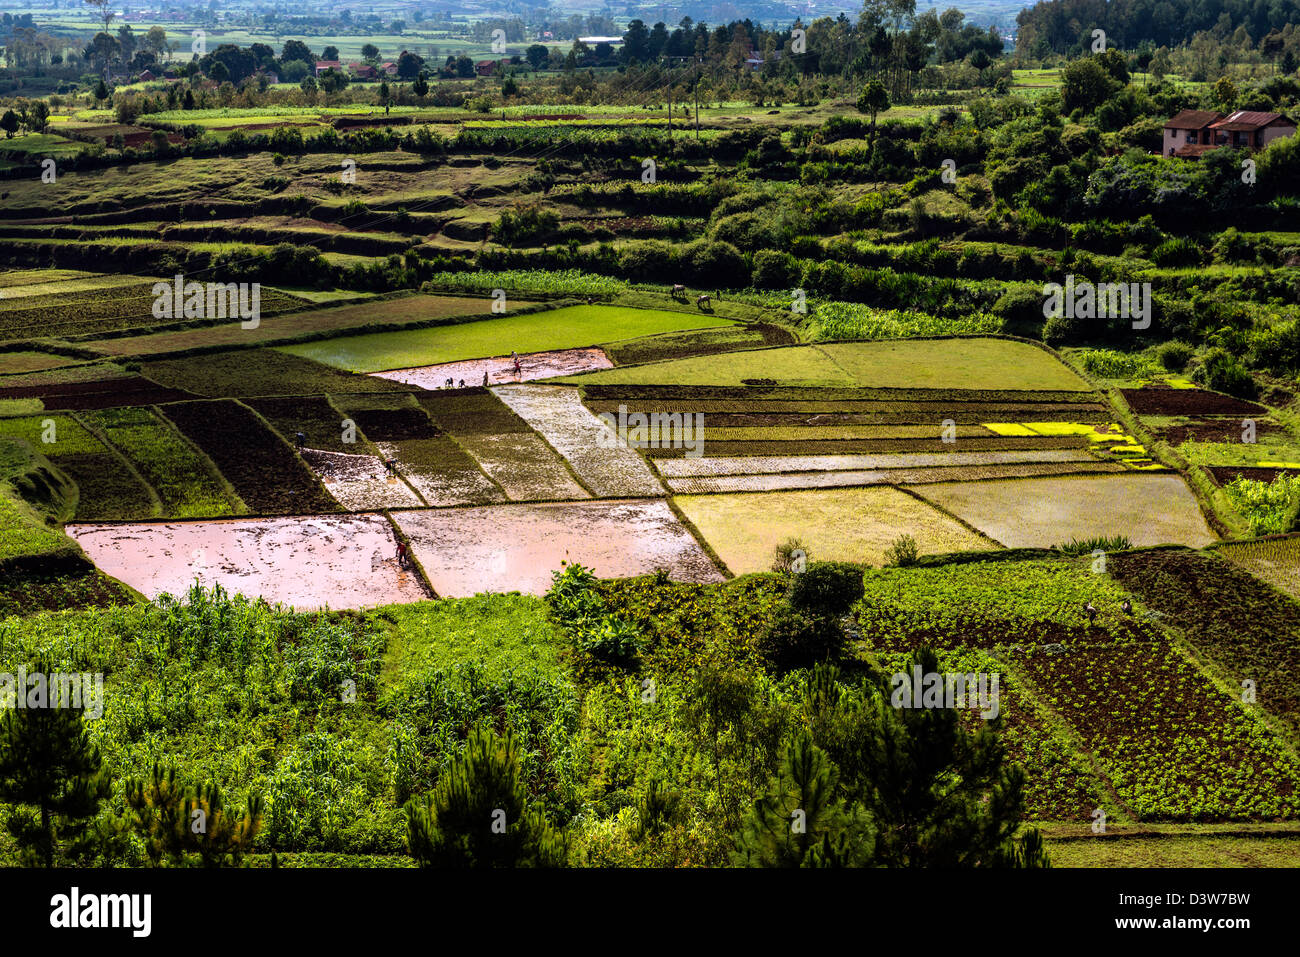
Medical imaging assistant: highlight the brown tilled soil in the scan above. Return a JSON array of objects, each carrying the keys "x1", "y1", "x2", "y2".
[
  {"x1": 0, "y1": 376, "x2": 198, "y2": 409},
  {"x1": 1120, "y1": 387, "x2": 1265, "y2": 416},
  {"x1": 1204, "y1": 466, "x2": 1300, "y2": 486},
  {"x1": 1157, "y1": 418, "x2": 1285, "y2": 445}
]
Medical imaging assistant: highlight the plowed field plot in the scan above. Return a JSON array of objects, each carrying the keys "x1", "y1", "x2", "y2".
[
  {"x1": 911, "y1": 473, "x2": 1217, "y2": 548},
  {"x1": 664, "y1": 460, "x2": 1126, "y2": 494},
  {"x1": 1158, "y1": 419, "x2": 1285, "y2": 444},
  {"x1": 393, "y1": 499, "x2": 723, "y2": 597},
  {"x1": 142, "y1": 349, "x2": 413, "y2": 398},
  {"x1": 602, "y1": 323, "x2": 795, "y2": 365},
  {"x1": 492, "y1": 385, "x2": 663, "y2": 497},
  {"x1": 656, "y1": 448, "x2": 1095, "y2": 477},
  {"x1": 68, "y1": 514, "x2": 428, "y2": 610},
  {"x1": 1206, "y1": 466, "x2": 1300, "y2": 486},
  {"x1": 161, "y1": 400, "x2": 340, "y2": 514},
  {"x1": 301, "y1": 449, "x2": 423, "y2": 510},
  {"x1": 584, "y1": 398, "x2": 1103, "y2": 416},
  {"x1": 374, "y1": 439, "x2": 504, "y2": 506},
  {"x1": 647, "y1": 437, "x2": 1090, "y2": 459},
  {"x1": 454, "y1": 433, "x2": 590, "y2": 501},
  {"x1": 83, "y1": 406, "x2": 242, "y2": 518},
  {"x1": 1215, "y1": 536, "x2": 1300, "y2": 599},
  {"x1": 571, "y1": 339, "x2": 1093, "y2": 390},
  {"x1": 0, "y1": 281, "x2": 310, "y2": 341},
  {"x1": 247, "y1": 396, "x2": 356, "y2": 454},
  {"x1": 1120, "y1": 387, "x2": 1266, "y2": 416},
  {"x1": 0, "y1": 414, "x2": 155, "y2": 520},
  {"x1": 1110, "y1": 548, "x2": 1300, "y2": 739},
  {"x1": 92, "y1": 294, "x2": 527, "y2": 356},
  {"x1": 674, "y1": 486, "x2": 995, "y2": 574},
  {"x1": 1007, "y1": 642, "x2": 1300, "y2": 820},
  {"x1": 0, "y1": 375, "x2": 198, "y2": 410},
  {"x1": 858, "y1": 560, "x2": 1156, "y2": 651},
  {"x1": 413, "y1": 388, "x2": 533, "y2": 434},
  {"x1": 371, "y1": 347, "x2": 613, "y2": 388},
  {"x1": 281, "y1": 304, "x2": 733, "y2": 373},
  {"x1": 0, "y1": 351, "x2": 74, "y2": 375}
]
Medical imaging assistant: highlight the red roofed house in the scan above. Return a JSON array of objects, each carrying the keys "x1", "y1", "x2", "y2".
[
  {"x1": 350, "y1": 62, "x2": 377, "y2": 79},
  {"x1": 1162, "y1": 109, "x2": 1221, "y2": 157},
  {"x1": 1163, "y1": 109, "x2": 1296, "y2": 158},
  {"x1": 380, "y1": 62, "x2": 399, "y2": 76},
  {"x1": 1210, "y1": 110, "x2": 1297, "y2": 149},
  {"x1": 476, "y1": 60, "x2": 499, "y2": 76},
  {"x1": 315, "y1": 60, "x2": 342, "y2": 77}
]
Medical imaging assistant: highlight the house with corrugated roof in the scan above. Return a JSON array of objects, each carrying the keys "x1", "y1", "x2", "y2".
[{"x1": 1163, "y1": 109, "x2": 1296, "y2": 157}]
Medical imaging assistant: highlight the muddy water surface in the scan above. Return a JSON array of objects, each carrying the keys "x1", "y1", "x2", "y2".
[
  {"x1": 393, "y1": 499, "x2": 723, "y2": 597},
  {"x1": 370, "y1": 347, "x2": 613, "y2": 388},
  {"x1": 69, "y1": 514, "x2": 430, "y2": 610}
]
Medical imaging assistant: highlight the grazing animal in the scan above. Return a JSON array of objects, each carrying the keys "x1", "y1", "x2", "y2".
[
  {"x1": 697, "y1": 293, "x2": 710, "y2": 307},
  {"x1": 1084, "y1": 601, "x2": 1097, "y2": 624},
  {"x1": 671, "y1": 283, "x2": 686, "y2": 298}
]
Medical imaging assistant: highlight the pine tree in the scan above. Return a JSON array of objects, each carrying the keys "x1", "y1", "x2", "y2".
[
  {"x1": 843, "y1": 647, "x2": 1049, "y2": 868},
  {"x1": 405, "y1": 727, "x2": 566, "y2": 868},
  {"x1": 732, "y1": 733, "x2": 872, "y2": 867},
  {"x1": 126, "y1": 763, "x2": 263, "y2": 867},
  {"x1": 0, "y1": 675, "x2": 111, "y2": 867}
]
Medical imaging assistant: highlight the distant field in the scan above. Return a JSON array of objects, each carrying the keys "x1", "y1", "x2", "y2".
[
  {"x1": 94, "y1": 294, "x2": 533, "y2": 357},
  {"x1": 1045, "y1": 833, "x2": 1300, "y2": 867},
  {"x1": 912, "y1": 473, "x2": 1218, "y2": 548},
  {"x1": 0, "y1": 351, "x2": 74, "y2": 375},
  {"x1": 570, "y1": 339, "x2": 1092, "y2": 391},
  {"x1": 280, "y1": 305, "x2": 735, "y2": 373},
  {"x1": 674, "y1": 486, "x2": 997, "y2": 574},
  {"x1": 1215, "y1": 535, "x2": 1300, "y2": 598}
]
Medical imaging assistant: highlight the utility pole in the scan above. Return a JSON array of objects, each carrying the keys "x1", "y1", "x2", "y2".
[
  {"x1": 694, "y1": 56, "x2": 700, "y2": 141},
  {"x1": 666, "y1": 56, "x2": 672, "y2": 138}
]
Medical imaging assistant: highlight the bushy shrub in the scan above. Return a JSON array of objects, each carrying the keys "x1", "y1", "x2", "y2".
[
  {"x1": 1192, "y1": 347, "x2": 1258, "y2": 399},
  {"x1": 883, "y1": 534, "x2": 920, "y2": 567},
  {"x1": 1080, "y1": 348, "x2": 1154, "y2": 379},
  {"x1": 771, "y1": 537, "x2": 809, "y2": 574},
  {"x1": 1154, "y1": 340, "x2": 1194, "y2": 372},
  {"x1": 757, "y1": 605, "x2": 846, "y2": 672},
  {"x1": 787, "y1": 561, "x2": 864, "y2": 618}
]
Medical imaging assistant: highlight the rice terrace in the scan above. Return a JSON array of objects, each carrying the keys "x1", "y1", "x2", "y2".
[{"x1": 0, "y1": 0, "x2": 1299, "y2": 908}]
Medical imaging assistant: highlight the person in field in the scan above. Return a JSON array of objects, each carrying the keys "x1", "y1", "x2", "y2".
[{"x1": 396, "y1": 540, "x2": 408, "y2": 566}]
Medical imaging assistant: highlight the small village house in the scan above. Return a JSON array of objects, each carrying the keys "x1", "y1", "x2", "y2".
[{"x1": 1163, "y1": 109, "x2": 1296, "y2": 157}]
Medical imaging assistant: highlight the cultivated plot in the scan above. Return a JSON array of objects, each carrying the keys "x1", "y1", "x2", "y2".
[
  {"x1": 393, "y1": 499, "x2": 724, "y2": 597},
  {"x1": 453, "y1": 432, "x2": 590, "y2": 501},
  {"x1": 491, "y1": 384, "x2": 664, "y2": 497},
  {"x1": 655, "y1": 448, "x2": 1097, "y2": 477},
  {"x1": 281, "y1": 305, "x2": 733, "y2": 373},
  {"x1": 370, "y1": 346, "x2": 613, "y2": 388},
  {"x1": 68, "y1": 513, "x2": 428, "y2": 610},
  {"x1": 674, "y1": 486, "x2": 997, "y2": 574},
  {"x1": 910, "y1": 473, "x2": 1218, "y2": 548},
  {"x1": 665, "y1": 460, "x2": 1125, "y2": 494},
  {"x1": 301, "y1": 448, "x2": 423, "y2": 510}
]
